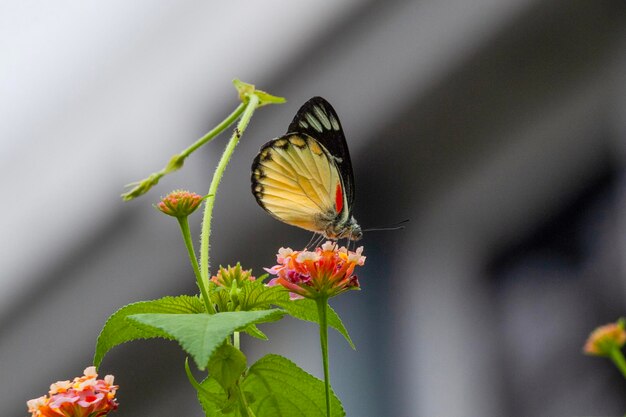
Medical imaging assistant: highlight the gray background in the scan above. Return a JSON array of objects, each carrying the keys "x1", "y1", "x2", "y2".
[{"x1": 3, "y1": 1, "x2": 626, "y2": 416}]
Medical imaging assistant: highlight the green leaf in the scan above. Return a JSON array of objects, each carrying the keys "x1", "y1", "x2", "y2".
[
  {"x1": 243, "y1": 324, "x2": 268, "y2": 340},
  {"x1": 94, "y1": 295, "x2": 205, "y2": 367},
  {"x1": 233, "y1": 79, "x2": 286, "y2": 108},
  {"x1": 208, "y1": 344, "x2": 247, "y2": 392},
  {"x1": 185, "y1": 359, "x2": 227, "y2": 412},
  {"x1": 128, "y1": 310, "x2": 284, "y2": 370},
  {"x1": 197, "y1": 376, "x2": 233, "y2": 417},
  {"x1": 239, "y1": 283, "x2": 284, "y2": 310},
  {"x1": 243, "y1": 354, "x2": 345, "y2": 417},
  {"x1": 275, "y1": 297, "x2": 355, "y2": 349}
]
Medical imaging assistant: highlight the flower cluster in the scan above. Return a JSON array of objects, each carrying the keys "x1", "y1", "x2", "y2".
[
  {"x1": 584, "y1": 319, "x2": 626, "y2": 356},
  {"x1": 210, "y1": 263, "x2": 256, "y2": 287},
  {"x1": 27, "y1": 366, "x2": 118, "y2": 417},
  {"x1": 265, "y1": 241, "x2": 365, "y2": 299},
  {"x1": 156, "y1": 190, "x2": 204, "y2": 218}
]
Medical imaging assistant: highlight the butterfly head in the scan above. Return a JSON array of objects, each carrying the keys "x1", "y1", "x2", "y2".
[{"x1": 325, "y1": 215, "x2": 363, "y2": 241}]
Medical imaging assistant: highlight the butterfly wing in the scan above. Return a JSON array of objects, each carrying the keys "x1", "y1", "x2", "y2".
[
  {"x1": 251, "y1": 133, "x2": 347, "y2": 234},
  {"x1": 286, "y1": 97, "x2": 355, "y2": 212}
]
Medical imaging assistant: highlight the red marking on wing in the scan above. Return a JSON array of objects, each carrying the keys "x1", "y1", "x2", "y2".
[{"x1": 335, "y1": 183, "x2": 343, "y2": 213}]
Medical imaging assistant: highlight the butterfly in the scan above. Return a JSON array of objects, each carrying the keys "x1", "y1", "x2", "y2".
[{"x1": 251, "y1": 97, "x2": 362, "y2": 241}]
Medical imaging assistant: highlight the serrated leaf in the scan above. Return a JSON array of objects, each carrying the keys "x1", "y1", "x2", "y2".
[
  {"x1": 94, "y1": 295, "x2": 205, "y2": 367},
  {"x1": 243, "y1": 354, "x2": 345, "y2": 417},
  {"x1": 240, "y1": 283, "x2": 284, "y2": 310},
  {"x1": 197, "y1": 377, "x2": 232, "y2": 417},
  {"x1": 243, "y1": 324, "x2": 267, "y2": 340},
  {"x1": 274, "y1": 297, "x2": 355, "y2": 349},
  {"x1": 208, "y1": 344, "x2": 247, "y2": 392},
  {"x1": 128, "y1": 310, "x2": 284, "y2": 370}
]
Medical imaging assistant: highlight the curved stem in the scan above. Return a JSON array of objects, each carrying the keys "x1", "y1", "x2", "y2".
[
  {"x1": 609, "y1": 348, "x2": 626, "y2": 379},
  {"x1": 177, "y1": 217, "x2": 215, "y2": 314},
  {"x1": 180, "y1": 103, "x2": 246, "y2": 158},
  {"x1": 316, "y1": 296, "x2": 331, "y2": 417},
  {"x1": 121, "y1": 103, "x2": 246, "y2": 201},
  {"x1": 236, "y1": 382, "x2": 257, "y2": 417},
  {"x1": 184, "y1": 358, "x2": 222, "y2": 403},
  {"x1": 200, "y1": 94, "x2": 260, "y2": 284}
]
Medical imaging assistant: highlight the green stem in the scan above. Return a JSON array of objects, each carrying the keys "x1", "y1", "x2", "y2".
[
  {"x1": 180, "y1": 103, "x2": 246, "y2": 159},
  {"x1": 234, "y1": 331, "x2": 240, "y2": 350},
  {"x1": 121, "y1": 103, "x2": 246, "y2": 201},
  {"x1": 609, "y1": 348, "x2": 626, "y2": 379},
  {"x1": 200, "y1": 94, "x2": 260, "y2": 284},
  {"x1": 236, "y1": 382, "x2": 256, "y2": 417},
  {"x1": 184, "y1": 358, "x2": 222, "y2": 403},
  {"x1": 177, "y1": 217, "x2": 215, "y2": 314},
  {"x1": 316, "y1": 296, "x2": 331, "y2": 417}
]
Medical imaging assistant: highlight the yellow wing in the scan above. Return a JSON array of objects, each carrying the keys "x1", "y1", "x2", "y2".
[{"x1": 251, "y1": 133, "x2": 343, "y2": 233}]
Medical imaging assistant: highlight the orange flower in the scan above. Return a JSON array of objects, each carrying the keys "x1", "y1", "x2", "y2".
[
  {"x1": 584, "y1": 319, "x2": 626, "y2": 356},
  {"x1": 156, "y1": 190, "x2": 204, "y2": 218},
  {"x1": 27, "y1": 366, "x2": 118, "y2": 417},
  {"x1": 265, "y1": 241, "x2": 365, "y2": 299}
]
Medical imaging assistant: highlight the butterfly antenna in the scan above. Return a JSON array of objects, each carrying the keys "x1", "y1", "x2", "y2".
[{"x1": 362, "y1": 219, "x2": 409, "y2": 233}]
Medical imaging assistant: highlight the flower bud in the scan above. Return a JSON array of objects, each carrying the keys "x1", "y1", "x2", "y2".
[
  {"x1": 156, "y1": 190, "x2": 204, "y2": 218},
  {"x1": 210, "y1": 263, "x2": 255, "y2": 288},
  {"x1": 584, "y1": 318, "x2": 626, "y2": 356}
]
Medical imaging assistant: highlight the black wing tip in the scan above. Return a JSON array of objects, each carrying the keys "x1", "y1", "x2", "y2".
[
  {"x1": 307, "y1": 96, "x2": 329, "y2": 103},
  {"x1": 303, "y1": 96, "x2": 335, "y2": 110}
]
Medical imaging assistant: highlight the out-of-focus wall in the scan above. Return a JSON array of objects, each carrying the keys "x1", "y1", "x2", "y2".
[{"x1": 2, "y1": 1, "x2": 626, "y2": 416}]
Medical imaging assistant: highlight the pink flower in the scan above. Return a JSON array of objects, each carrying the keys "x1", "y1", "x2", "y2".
[
  {"x1": 27, "y1": 366, "x2": 118, "y2": 417},
  {"x1": 156, "y1": 190, "x2": 204, "y2": 218},
  {"x1": 265, "y1": 241, "x2": 365, "y2": 299}
]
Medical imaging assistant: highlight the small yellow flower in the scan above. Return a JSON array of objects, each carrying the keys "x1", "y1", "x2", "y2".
[{"x1": 584, "y1": 319, "x2": 626, "y2": 356}]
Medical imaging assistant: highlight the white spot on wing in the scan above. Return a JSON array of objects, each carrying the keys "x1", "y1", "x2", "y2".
[
  {"x1": 299, "y1": 121, "x2": 309, "y2": 128},
  {"x1": 329, "y1": 114, "x2": 340, "y2": 131},
  {"x1": 313, "y1": 106, "x2": 332, "y2": 130},
  {"x1": 305, "y1": 113, "x2": 323, "y2": 132}
]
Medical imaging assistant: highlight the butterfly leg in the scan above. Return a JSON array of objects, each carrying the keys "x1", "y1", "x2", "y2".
[
  {"x1": 306, "y1": 233, "x2": 326, "y2": 250},
  {"x1": 305, "y1": 232, "x2": 318, "y2": 250},
  {"x1": 313, "y1": 234, "x2": 327, "y2": 249}
]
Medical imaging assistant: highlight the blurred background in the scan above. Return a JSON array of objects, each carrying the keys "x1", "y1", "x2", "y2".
[{"x1": 3, "y1": 0, "x2": 626, "y2": 416}]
